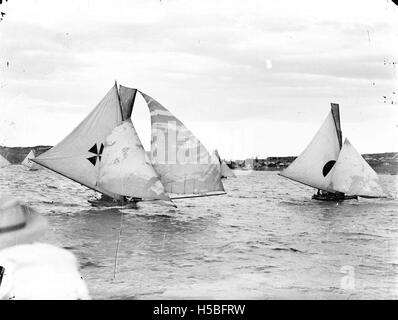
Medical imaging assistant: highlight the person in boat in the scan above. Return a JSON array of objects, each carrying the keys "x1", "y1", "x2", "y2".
[
  {"x1": 315, "y1": 189, "x2": 345, "y2": 200},
  {"x1": 98, "y1": 194, "x2": 141, "y2": 203},
  {"x1": 0, "y1": 194, "x2": 90, "y2": 300}
]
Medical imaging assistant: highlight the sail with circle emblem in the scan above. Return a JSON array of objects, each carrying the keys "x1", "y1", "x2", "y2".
[
  {"x1": 279, "y1": 106, "x2": 341, "y2": 192},
  {"x1": 280, "y1": 103, "x2": 386, "y2": 198}
]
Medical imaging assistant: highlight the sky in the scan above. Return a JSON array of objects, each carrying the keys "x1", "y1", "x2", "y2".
[{"x1": 0, "y1": 0, "x2": 397, "y2": 159}]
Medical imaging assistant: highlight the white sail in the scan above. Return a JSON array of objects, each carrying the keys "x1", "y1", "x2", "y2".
[
  {"x1": 140, "y1": 91, "x2": 225, "y2": 195},
  {"x1": 214, "y1": 149, "x2": 236, "y2": 178},
  {"x1": 0, "y1": 153, "x2": 10, "y2": 168},
  {"x1": 33, "y1": 84, "x2": 123, "y2": 198},
  {"x1": 280, "y1": 111, "x2": 341, "y2": 191},
  {"x1": 329, "y1": 139, "x2": 385, "y2": 197},
  {"x1": 98, "y1": 119, "x2": 170, "y2": 201},
  {"x1": 22, "y1": 150, "x2": 41, "y2": 170},
  {"x1": 221, "y1": 161, "x2": 236, "y2": 178}
]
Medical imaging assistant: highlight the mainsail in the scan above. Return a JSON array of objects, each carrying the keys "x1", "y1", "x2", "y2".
[
  {"x1": 328, "y1": 139, "x2": 385, "y2": 198},
  {"x1": 22, "y1": 150, "x2": 41, "y2": 170},
  {"x1": 279, "y1": 108, "x2": 341, "y2": 191},
  {"x1": 0, "y1": 153, "x2": 10, "y2": 168},
  {"x1": 33, "y1": 84, "x2": 123, "y2": 198},
  {"x1": 140, "y1": 91, "x2": 225, "y2": 195},
  {"x1": 98, "y1": 119, "x2": 170, "y2": 201}
]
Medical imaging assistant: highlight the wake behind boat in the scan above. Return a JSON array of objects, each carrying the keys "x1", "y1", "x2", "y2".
[
  {"x1": 279, "y1": 103, "x2": 386, "y2": 201},
  {"x1": 32, "y1": 82, "x2": 226, "y2": 208}
]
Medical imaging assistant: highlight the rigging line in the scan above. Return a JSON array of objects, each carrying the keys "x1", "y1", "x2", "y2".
[{"x1": 113, "y1": 209, "x2": 124, "y2": 279}]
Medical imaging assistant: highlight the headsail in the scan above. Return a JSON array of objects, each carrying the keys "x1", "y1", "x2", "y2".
[
  {"x1": 329, "y1": 139, "x2": 386, "y2": 198},
  {"x1": 140, "y1": 91, "x2": 225, "y2": 195},
  {"x1": 0, "y1": 153, "x2": 10, "y2": 168},
  {"x1": 22, "y1": 150, "x2": 41, "y2": 170},
  {"x1": 33, "y1": 84, "x2": 123, "y2": 198},
  {"x1": 98, "y1": 119, "x2": 170, "y2": 201},
  {"x1": 280, "y1": 109, "x2": 341, "y2": 191}
]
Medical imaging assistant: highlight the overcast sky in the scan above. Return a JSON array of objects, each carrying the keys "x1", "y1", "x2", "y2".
[{"x1": 0, "y1": 0, "x2": 397, "y2": 159}]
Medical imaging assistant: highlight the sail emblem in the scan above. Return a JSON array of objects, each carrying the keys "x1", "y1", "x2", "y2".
[
  {"x1": 322, "y1": 160, "x2": 336, "y2": 177},
  {"x1": 87, "y1": 143, "x2": 104, "y2": 166}
]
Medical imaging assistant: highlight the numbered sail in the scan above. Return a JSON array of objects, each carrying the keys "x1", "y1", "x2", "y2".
[
  {"x1": 0, "y1": 153, "x2": 10, "y2": 168},
  {"x1": 98, "y1": 119, "x2": 170, "y2": 201},
  {"x1": 33, "y1": 84, "x2": 123, "y2": 198},
  {"x1": 140, "y1": 91, "x2": 224, "y2": 195},
  {"x1": 329, "y1": 139, "x2": 385, "y2": 197},
  {"x1": 22, "y1": 150, "x2": 41, "y2": 170},
  {"x1": 280, "y1": 110, "x2": 341, "y2": 191},
  {"x1": 214, "y1": 149, "x2": 236, "y2": 178}
]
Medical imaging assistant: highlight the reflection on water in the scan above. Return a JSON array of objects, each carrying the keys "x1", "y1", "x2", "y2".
[{"x1": 1, "y1": 165, "x2": 397, "y2": 299}]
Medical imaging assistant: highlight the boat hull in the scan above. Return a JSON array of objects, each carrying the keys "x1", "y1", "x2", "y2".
[
  {"x1": 312, "y1": 194, "x2": 358, "y2": 201},
  {"x1": 88, "y1": 198, "x2": 139, "y2": 209}
]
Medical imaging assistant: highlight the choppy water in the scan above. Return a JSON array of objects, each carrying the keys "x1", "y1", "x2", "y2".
[{"x1": 1, "y1": 165, "x2": 398, "y2": 299}]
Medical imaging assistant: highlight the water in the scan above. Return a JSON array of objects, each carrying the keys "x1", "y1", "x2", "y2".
[{"x1": 1, "y1": 165, "x2": 397, "y2": 299}]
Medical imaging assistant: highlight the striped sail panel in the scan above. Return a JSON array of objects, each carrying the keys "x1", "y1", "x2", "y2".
[
  {"x1": 329, "y1": 139, "x2": 385, "y2": 197},
  {"x1": 98, "y1": 119, "x2": 170, "y2": 201},
  {"x1": 21, "y1": 150, "x2": 41, "y2": 170},
  {"x1": 280, "y1": 110, "x2": 341, "y2": 192},
  {"x1": 140, "y1": 91, "x2": 224, "y2": 194},
  {"x1": 34, "y1": 85, "x2": 123, "y2": 198}
]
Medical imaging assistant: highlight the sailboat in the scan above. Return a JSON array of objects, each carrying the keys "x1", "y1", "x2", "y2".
[
  {"x1": 32, "y1": 83, "x2": 225, "y2": 206},
  {"x1": 0, "y1": 153, "x2": 10, "y2": 168},
  {"x1": 21, "y1": 150, "x2": 41, "y2": 171},
  {"x1": 214, "y1": 149, "x2": 236, "y2": 178},
  {"x1": 279, "y1": 103, "x2": 386, "y2": 201}
]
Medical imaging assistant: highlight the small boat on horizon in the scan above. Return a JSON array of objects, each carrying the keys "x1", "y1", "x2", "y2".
[
  {"x1": 279, "y1": 103, "x2": 386, "y2": 201},
  {"x1": 32, "y1": 82, "x2": 226, "y2": 207},
  {"x1": 21, "y1": 149, "x2": 41, "y2": 171}
]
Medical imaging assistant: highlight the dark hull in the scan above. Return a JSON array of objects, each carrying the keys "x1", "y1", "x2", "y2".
[
  {"x1": 88, "y1": 199, "x2": 139, "y2": 209},
  {"x1": 312, "y1": 194, "x2": 358, "y2": 201}
]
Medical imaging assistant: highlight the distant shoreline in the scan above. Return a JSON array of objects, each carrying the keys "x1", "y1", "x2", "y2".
[{"x1": 1, "y1": 145, "x2": 397, "y2": 175}]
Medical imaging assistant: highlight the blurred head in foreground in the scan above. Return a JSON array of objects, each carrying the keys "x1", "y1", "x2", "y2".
[{"x1": 0, "y1": 194, "x2": 90, "y2": 300}]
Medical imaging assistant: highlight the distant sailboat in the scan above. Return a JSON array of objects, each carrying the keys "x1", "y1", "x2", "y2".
[
  {"x1": 0, "y1": 153, "x2": 10, "y2": 168},
  {"x1": 21, "y1": 150, "x2": 41, "y2": 171},
  {"x1": 279, "y1": 103, "x2": 385, "y2": 200},
  {"x1": 214, "y1": 149, "x2": 236, "y2": 178},
  {"x1": 32, "y1": 83, "x2": 225, "y2": 205}
]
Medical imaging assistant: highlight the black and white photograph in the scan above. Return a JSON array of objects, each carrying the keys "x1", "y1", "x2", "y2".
[{"x1": 0, "y1": 0, "x2": 397, "y2": 304}]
